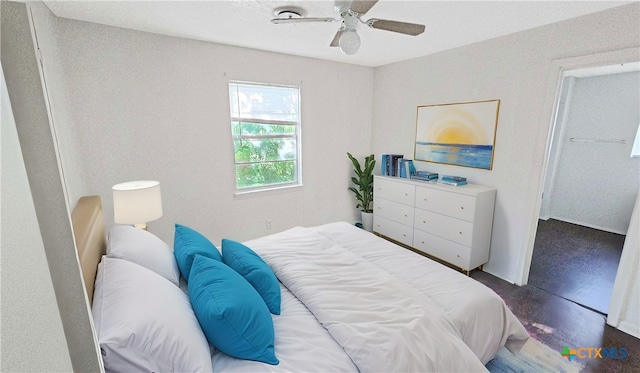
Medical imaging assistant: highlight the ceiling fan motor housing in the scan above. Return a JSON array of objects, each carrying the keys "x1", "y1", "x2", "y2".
[{"x1": 343, "y1": 12, "x2": 359, "y2": 31}]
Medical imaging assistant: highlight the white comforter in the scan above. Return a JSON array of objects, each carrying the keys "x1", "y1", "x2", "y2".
[
  {"x1": 211, "y1": 222, "x2": 529, "y2": 372},
  {"x1": 312, "y1": 222, "x2": 530, "y2": 363},
  {"x1": 251, "y1": 226, "x2": 488, "y2": 372}
]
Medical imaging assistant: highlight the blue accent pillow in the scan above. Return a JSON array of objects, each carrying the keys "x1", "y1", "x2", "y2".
[
  {"x1": 222, "y1": 239, "x2": 281, "y2": 315},
  {"x1": 188, "y1": 255, "x2": 279, "y2": 365},
  {"x1": 174, "y1": 224, "x2": 222, "y2": 280}
]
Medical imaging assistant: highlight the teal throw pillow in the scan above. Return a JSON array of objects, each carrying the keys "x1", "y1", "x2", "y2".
[
  {"x1": 174, "y1": 224, "x2": 222, "y2": 280},
  {"x1": 222, "y1": 239, "x2": 281, "y2": 315},
  {"x1": 188, "y1": 255, "x2": 279, "y2": 365}
]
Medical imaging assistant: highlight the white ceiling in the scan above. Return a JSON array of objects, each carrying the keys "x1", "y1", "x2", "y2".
[{"x1": 43, "y1": 0, "x2": 630, "y2": 67}]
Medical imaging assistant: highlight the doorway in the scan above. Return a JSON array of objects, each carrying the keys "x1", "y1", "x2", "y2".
[{"x1": 528, "y1": 63, "x2": 640, "y2": 315}]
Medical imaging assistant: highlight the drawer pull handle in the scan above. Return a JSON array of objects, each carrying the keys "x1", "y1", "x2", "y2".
[
  {"x1": 457, "y1": 255, "x2": 460, "y2": 258},
  {"x1": 459, "y1": 231, "x2": 463, "y2": 235},
  {"x1": 422, "y1": 220, "x2": 426, "y2": 224},
  {"x1": 403, "y1": 234, "x2": 406, "y2": 237},
  {"x1": 460, "y1": 206, "x2": 464, "y2": 210},
  {"x1": 405, "y1": 193, "x2": 408, "y2": 196},
  {"x1": 424, "y1": 198, "x2": 427, "y2": 202},
  {"x1": 404, "y1": 214, "x2": 408, "y2": 217},
  {"x1": 421, "y1": 241, "x2": 425, "y2": 244}
]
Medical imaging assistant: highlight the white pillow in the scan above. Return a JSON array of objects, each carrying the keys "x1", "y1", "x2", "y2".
[
  {"x1": 92, "y1": 257, "x2": 212, "y2": 373},
  {"x1": 107, "y1": 225, "x2": 180, "y2": 286}
]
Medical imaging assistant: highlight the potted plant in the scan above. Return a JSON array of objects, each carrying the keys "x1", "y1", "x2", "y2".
[{"x1": 347, "y1": 152, "x2": 376, "y2": 231}]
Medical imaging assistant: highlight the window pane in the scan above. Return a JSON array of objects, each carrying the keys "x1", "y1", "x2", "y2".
[
  {"x1": 229, "y1": 83, "x2": 299, "y2": 122},
  {"x1": 234, "y1": 138, "x2": 296, "y2": 163},
  {"x1": 229, "y1": 81, "x2": 301, "y2": 191},
  {"x1": 235, "y1": 161, "x2": 296, "y2": 188},
  {"x1": 232, "y1": 121, "x2": 296, "y2": 136}
]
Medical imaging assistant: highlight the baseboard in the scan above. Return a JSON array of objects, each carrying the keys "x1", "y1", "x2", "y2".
[{"x1": 547, "y1": 216, "x2": 627, "y2": 235}]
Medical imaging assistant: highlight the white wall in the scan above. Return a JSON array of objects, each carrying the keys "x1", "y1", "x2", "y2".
[
  {"x1": 539, "y1": 76, "x2": 573, "y2": 220},
  {"x1": 28, "y1": 1, "x2": 91, "y2": 206},
  {"x1": 0, "y1": 65, "x2": 73, "y2": 372},
  {"x1": 608, "y1": 194, "x2": 640, "y2": 338},
  {"x1": 547, "y1": 72, "x2": 639, "y2": 234},
  {"x1": 2, "y1": 3, "x2": 103, "y2": 371},
  {"x1": 372, "y1": 3, "x2": 640, "y2": 282},
  {"x1": 38, "y1": 15, "x2": 373, "y2": 246}
]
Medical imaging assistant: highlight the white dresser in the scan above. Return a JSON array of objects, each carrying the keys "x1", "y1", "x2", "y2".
[{"x1": 373, "y1": 175, "x2": 496, "y2": 274}]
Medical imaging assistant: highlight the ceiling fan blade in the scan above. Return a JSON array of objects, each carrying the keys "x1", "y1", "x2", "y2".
[
  {"x1": 334, "y1": 0, "x2": 351, "y2": 14},
  {"x1": 330, "y1": 30, "x2": 342, "y2": 47},
  {"x1": 271, "y1": 17, "x2": 336, "y2": 24},
  {"x1": 367, "y1": 19, "x2": 425, "y2": 36},
  {"x1": 349, "y1": 0, "x2": 378, "y2": 15}
]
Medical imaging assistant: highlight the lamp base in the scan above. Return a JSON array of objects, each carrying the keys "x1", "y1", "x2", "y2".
[{"x1": 133, "y1": 223, "x2": 148, "y2": 230}]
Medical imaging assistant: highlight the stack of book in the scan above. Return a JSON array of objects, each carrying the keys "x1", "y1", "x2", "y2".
[
  {"x1": 438, "y1": 175, "x2": 468, "y2": 186},
  {"x1": 399, "y1": 159, "x2": 416, "y2": 178},
  {"x1": 411, "y1": 171, "x2": 439, "y2": 182},
  {"x1": 381, "y1": 154, "x2": 404, "y2": 177}
]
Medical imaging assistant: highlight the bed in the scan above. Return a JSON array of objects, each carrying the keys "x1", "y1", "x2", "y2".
[{"x1": 72, "y1": 195, "x2": 529, "y2": 372}]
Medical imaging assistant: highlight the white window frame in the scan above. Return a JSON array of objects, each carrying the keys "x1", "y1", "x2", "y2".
[{"x1": 228, "y1": 81, "x2": 302, "y2": 194}]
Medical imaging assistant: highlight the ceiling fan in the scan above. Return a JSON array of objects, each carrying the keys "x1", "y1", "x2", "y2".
[{"x1": 271, "y1": 0, "x2": 425, "y2": 55}]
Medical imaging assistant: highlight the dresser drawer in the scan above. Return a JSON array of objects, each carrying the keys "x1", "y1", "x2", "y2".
[
  {"x1": 413, "y1": 230, "x2": 472, "y2": 270},
  {"x1": 415, "y1": 186, "x2": 476, "y2": 222},
  {"x1": 373, "y1": 175, "x2": 494, "y2": 273},
  {"x1": 373, "y1": 215, "x2": 413, "y2": 246},
  {"x1": 374, "y1": 197, "x2": 414, "y2": 226},
  {"x1": 375, "y1": 177, "x2": 415, "y2": 205},
  {"x1": 414, "y1": 209, "x2": 473, "y2": 247}
]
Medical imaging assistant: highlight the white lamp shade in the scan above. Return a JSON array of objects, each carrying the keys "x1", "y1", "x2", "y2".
[{"x1": 112, "y1": 180, "x2": 163, "y2": 224}]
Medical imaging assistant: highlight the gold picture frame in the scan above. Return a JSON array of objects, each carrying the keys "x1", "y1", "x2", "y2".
[{"x1": 414, "y1": 99, "x2": 500, "y2": 170}]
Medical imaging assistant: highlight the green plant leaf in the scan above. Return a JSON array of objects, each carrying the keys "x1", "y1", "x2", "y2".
[{"x1": 347, "y1": 153, "x2": 376, "y2": 212}]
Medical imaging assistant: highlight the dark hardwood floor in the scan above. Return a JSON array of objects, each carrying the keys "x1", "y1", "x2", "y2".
[
  {"x1": 472, "y1": 271, "x2": 639, "y2": 372},
  {"x1": 473, "y1": 219, "x2": 636, "y2": 371},
  {"x1": 377, "y1": 226, "x2": 637, "y2": 371},
  {"x1": 528, "y1": 219, "x2": 625, "y2": 314}
]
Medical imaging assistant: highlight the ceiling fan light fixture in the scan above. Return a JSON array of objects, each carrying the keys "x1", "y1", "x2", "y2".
[
  {"x1": 339, "y1": 29, "x2": 360, "y2": 55},
  {"x1": 271, "y1": 0, "x2": 425, "y2": 55}
]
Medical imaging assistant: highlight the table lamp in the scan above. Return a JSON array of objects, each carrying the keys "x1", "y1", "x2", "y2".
[{"x1": 112, "y1": 180, "x2": 163, "y2": 230}]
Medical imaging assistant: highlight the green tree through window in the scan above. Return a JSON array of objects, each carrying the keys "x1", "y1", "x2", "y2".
[{"x1": 229, "y1": 82, "x2": 301, "y2": 190}]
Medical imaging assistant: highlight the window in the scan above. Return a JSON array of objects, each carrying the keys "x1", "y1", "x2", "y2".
[{"x1": 229, "y1": 81, "x2": 301, "y2": 191}]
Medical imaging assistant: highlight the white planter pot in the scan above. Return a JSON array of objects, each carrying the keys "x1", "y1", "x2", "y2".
[{"x1": 361, "y1": 211, "x2": 373, "y2": 232}]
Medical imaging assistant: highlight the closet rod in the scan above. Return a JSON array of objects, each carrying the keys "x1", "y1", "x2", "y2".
[{"x1": 569, "y1": 138, "x2": 626, "y2": 144}]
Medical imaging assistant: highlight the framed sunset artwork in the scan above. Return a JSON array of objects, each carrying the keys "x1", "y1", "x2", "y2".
[{"x1": 414, "y1": 100, "x2": 500, "y2": 170}]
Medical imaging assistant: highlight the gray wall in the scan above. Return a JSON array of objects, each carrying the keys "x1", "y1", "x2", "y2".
[
  {"x1": 1, "y1": 1, "x2": 102, "y2": 371},
  {"x1": 34, "y1": 10, "x2": 374, "y2": 246},
  {"x1": 1, "y1": 64, "x2": 73, "y2": 373},
  {"x1": 372, "y1": 3, "x2": 640, "y2": 282},
  {"x1": 548, "y1": 72, "x2": 639, "y2": 234}
]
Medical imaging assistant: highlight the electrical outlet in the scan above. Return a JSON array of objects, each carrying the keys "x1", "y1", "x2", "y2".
[{"x1": 266, "y1": 219, "x2": 272, "y2": 229}]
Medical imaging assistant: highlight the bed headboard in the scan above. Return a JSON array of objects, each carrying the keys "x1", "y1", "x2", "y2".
[{"x1": 71, "y1": 195, "x2": 106, "y2": 305}]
